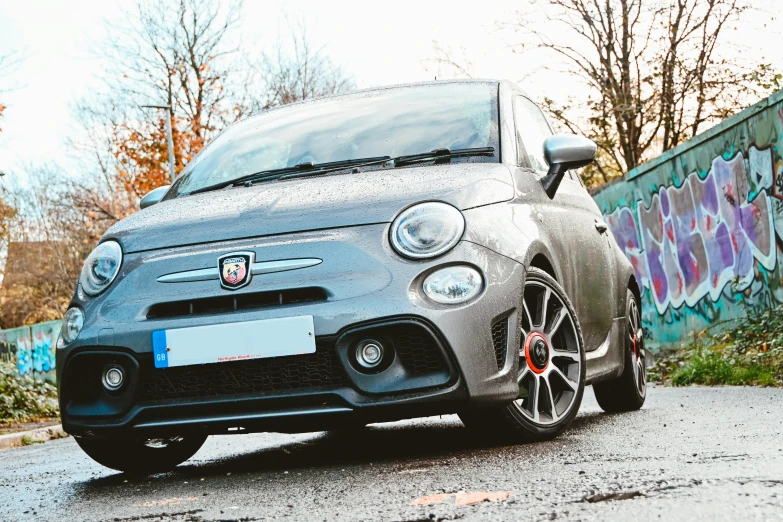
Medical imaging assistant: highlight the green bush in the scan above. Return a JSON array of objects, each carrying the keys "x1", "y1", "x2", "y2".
[
  {"x1": 669, "y1": 349, "x2": 778, "y2": 387},
  {"x1": 0, "y1": 363, "x2": 59, "y2": 423},
  {"x1": 649, "y1": 303, "x2": 783, "y2": 387}
]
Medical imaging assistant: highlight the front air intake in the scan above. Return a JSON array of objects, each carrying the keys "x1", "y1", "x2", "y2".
[
  {"x1": 491, "y1": 316, "x2": 508, "y2": 370},
  {"x1": 138, "y1": 339, "x2": 348, "y2": 402},
  {"x1": 146, "y1": 287, "x2": 327, "y2": 319}
]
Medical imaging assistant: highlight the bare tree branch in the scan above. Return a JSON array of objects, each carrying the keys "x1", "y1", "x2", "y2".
[
  {"x1": 255, "y1": 15, "x2": 354, "y2": 110},
  {"x1": 506, "y1": 0, "x2": 779, "y2": 187}
]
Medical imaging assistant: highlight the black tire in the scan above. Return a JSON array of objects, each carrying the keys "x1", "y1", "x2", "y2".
[
  {"x1": 76, "y1": 434, "x2": 208, "y2": 474},
  {"x1": 459, "y1": 267, "x2": 586, "y2": 442},
  {"x1": 593, "y1": 289, "x2": 647, "y2": 412}
]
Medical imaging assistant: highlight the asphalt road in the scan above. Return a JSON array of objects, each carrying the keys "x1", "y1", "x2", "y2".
[{"x1": 1, "y1": 385, "x2": 782, "y2": 522}]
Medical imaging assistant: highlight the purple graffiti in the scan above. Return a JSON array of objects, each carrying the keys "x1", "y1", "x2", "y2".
[{"x1": 606, "y1": 147, "x2": 776, "y2": 313}]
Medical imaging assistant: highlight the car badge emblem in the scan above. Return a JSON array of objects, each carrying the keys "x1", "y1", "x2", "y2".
[{"x1": 217, "y1": 251, "x2": 255, "y2": 290}]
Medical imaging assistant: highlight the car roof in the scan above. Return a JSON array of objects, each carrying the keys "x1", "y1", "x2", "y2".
[{"x1": 252, "y1": 79, "x2": 526, "y2": 118}]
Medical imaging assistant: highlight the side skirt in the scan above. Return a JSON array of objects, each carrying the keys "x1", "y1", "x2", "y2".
[{"x1": 584, "y1": 317, "x2": 625, "y2": 385}]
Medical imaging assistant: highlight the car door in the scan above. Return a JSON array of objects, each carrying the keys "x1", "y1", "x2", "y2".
[{"x1": 513, "y1": 95, "x2": 615, "y2": 353}]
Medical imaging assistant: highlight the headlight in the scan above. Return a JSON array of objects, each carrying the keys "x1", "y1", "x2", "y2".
[
  {"x1": 423, "y1": 265, "x2": 483, "y2": 304},
  {"x1": 390, "y1": 202, "x2": 465, "y2": 259},
  {"x1": 60, "y1": 307, "x2": 84, "y2": 345},
  {"x1": 79, "y1": 241, "x2": 123, "y2": 296}
]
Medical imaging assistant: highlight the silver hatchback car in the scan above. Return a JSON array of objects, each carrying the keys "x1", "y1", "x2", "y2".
[{"x1": 57, "y1": 80, "x2": 646, "y2": 473}]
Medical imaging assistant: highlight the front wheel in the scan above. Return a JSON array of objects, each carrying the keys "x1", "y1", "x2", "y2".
[
  {"x1": 460, "y1": 267, "x2": 586, "y2": 442},
  {"x1": 76, "y1": 434, "x2": 208, "y2": 474}
]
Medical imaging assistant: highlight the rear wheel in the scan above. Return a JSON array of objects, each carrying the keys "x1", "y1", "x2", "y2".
[
  {"x1": 593, "y1": 289, "x2": 646, "y2": 412},
  {"x1": 460, "y1": 267, "x2": 586, "y2": 442},
  {"x1": 76, "y1": 434, "x2": 207, "y2": 474}
]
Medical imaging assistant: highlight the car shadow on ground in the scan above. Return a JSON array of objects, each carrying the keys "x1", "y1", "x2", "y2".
[{"x1": 72, "y1": 409, "x2": 615, "y2": 493}]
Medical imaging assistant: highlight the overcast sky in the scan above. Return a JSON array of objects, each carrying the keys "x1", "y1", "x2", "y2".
[{"x1": 0, "y1": 0, "x2": 779, "y2": 179}]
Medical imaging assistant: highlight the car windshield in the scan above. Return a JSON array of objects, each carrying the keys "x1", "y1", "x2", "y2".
[{"x1": 169, "y1": 82, "x2": 500, "y2": 196}]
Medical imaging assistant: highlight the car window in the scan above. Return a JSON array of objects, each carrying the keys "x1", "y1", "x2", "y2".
[
  {"x1": 567, "y1": 163, "x2": 589, "y2": 188},
  {"x1": 171, "y1": 83, "x2": 500, "y2": 196},
  {"x1": 514, "y1": 96, "x2": 553, "y2": 172}
]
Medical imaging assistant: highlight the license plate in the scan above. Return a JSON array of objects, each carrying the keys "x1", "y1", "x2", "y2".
[{"x1": 152, "y1": 316, "x2": 316, "y2": 368}]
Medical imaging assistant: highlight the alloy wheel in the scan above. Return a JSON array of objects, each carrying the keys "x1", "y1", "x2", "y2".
[
  {"x1": 628, "y1": 299, "x2": 646, "y2": 397},
  {"x1": 514, "y1": 279, "x2": 582, "y2": 426}
]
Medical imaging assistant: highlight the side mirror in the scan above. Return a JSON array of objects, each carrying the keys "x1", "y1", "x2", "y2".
[
  {"x1": 541, "y1": 134, "x2": 597, "y2": 198},
  {"x1": 139, "y1": 185, "x2": 171, "y2": 209}
]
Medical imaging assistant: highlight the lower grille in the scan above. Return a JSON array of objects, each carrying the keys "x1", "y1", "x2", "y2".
[
  {"x1": 491, "y1": 317, "x2": 508, "y2": 370},
  {"x1": 394, "y1": 329, "x2": 448, "y2": 375},
  {"x1": 138, "y1": 341, "x2": 348, "y2": 402}
]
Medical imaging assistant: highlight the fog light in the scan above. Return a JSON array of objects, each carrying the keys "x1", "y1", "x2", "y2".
[
  {"x1": 60, "y1": 307, "x2": 84, "y2": 345},
  {"x1": 356, "y1": 340, "x2": 384, "y2": 369},
  {"x1": 423, "y1": 265, "x2": 483, "y2": 304},
  {"x1": 102, "y1": 365, "x2": 124, "y2": 391}
]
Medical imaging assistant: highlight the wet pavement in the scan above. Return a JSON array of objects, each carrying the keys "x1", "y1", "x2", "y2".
[{"x1": 1, "y1": 385, "x2": 782, "y2": 521}]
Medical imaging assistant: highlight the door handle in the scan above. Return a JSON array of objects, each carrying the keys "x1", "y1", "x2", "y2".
[{"x1": 595, "y1": 220, "x2": 608, "y2": 234}]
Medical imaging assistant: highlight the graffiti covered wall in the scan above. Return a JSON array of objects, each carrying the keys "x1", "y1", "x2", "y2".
[
  {"x1": 593, "y1": 89, "x2": 783, "y2": 352},
  {"x1": 0, "y1": 321, "x2": 61, "y2": 383}
]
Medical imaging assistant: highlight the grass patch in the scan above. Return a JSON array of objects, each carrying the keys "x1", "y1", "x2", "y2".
[
  {"x1": 649, "y1": 304, "x2": 783, "y2": 387},
  {"x1": 669, "y1": 350, "x2": 778, "y2": 386},
  {"x1": 20, "y1": 435, "x2": 44, "y2": 446}
]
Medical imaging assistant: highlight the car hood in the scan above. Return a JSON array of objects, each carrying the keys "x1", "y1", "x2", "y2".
[{"x1": 106, "y1": 163, "x2": 514, "y2": 253}]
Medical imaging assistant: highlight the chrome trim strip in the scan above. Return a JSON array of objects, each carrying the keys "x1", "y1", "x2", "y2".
[
  {"x1": 585, "y1": 331, "x2": 612, "y2": 360},
  {"x1": 157, "y1": 258, "x2": 323, "y2": 283},
  {"x1": 251, "y1": 258, "x2": 322, "y2": 275},
  {"x1": 157, "y1": 267, "x2": 218, "y2": 283}
]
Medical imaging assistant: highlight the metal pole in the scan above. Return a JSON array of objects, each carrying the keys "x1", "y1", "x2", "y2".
[
  {"x1": 141, "y1": 104, "x2": 176, "y2": 183},
  {"x1": 164, "y1": 108, "x2": 175, "y2": 183}
]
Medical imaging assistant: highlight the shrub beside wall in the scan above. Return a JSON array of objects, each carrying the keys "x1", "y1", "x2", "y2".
[{"x1": 0, "y1": 362, "x2": 59, "y2": 423}]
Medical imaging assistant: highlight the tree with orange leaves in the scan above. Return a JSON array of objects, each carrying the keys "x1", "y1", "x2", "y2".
[
  {"x1": 72, "y1": 1, "x2": 352, "y2": 224},
  {"x1": 72, "y1": 0, "x2": 250, "y2": 205}
]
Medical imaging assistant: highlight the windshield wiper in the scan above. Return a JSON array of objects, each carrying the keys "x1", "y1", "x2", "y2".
[
  {"x1": 186, "y1": 147, "x2": 495, "y2": 196},
  {"x1": 276, "y1": 156, "x2": 393, "y2": 180},
  {"x1": 187, "y1": 156, "x2": 392, "y2": 195},
  {"x1": 275, "y1": 147, "x2": 496, "y2": 182},
  {"x1": 394, "y1": 147, "x2": 495, "y2": 167}
]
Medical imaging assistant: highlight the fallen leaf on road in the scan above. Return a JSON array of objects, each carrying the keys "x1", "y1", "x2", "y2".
[
  {"x1": 411, "y1": 491, "x2": 510, "y2": 506},
  {"x1": 411, "y1": 493, "x2": 453, "y2": 505},
  {"x1": 455, "y1": 491, "x2": 510, "y2": 505}
]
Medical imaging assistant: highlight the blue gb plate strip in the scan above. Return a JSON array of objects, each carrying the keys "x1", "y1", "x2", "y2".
[{"x1": 152, "y1": 330, "x2": 169, "y2": 368}]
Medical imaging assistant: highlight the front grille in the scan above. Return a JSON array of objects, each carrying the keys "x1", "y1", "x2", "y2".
[
  {"x1": 393, "y1": 329, "x2": 448, "y2": 375},
  {"x1": 147, "y1": 287, "x2": 327, "y2": 319},
  {"x1": 138, "y1": 341, "x2": 348, "y2": 402},
  {"x1": 491, "y1": 317, "x2": 508, "y2": 370}
]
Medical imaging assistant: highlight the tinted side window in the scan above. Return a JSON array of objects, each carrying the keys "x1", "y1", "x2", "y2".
[{"x1": 514, "y1": 96, "x2": 553, "y2": 172}]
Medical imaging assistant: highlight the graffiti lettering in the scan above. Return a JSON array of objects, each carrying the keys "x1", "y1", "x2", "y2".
[
  {"x1": 606, "y1": 147, "x2": 776, "y2": 314},
  {"x1": 0, "y1": 321, "x2": 61, "y2": 383}
]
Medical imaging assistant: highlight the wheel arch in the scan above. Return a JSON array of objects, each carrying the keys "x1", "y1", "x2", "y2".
[
  {"x1": 628, "y1": 275, "x2": 642, "y2": 312},
  {"x1": 529, "y1": 253, "x2": 557, "y2": 282},
  {"x1": 521, "y1": 241, "x2": 564, "y2": 285}
]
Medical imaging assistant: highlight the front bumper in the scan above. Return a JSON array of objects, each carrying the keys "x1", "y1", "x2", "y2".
[{"x1": 57, "y1": 224, "x2": 525, "y2": 438}]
